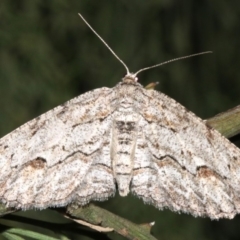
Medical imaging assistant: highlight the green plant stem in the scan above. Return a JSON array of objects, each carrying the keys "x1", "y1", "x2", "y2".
[
  {"x1": 67, "y1": 203, "x2": 156, "y2": 240},
  {"x1": 206, "y1": 105, "x2": 240, "y2": 138}
]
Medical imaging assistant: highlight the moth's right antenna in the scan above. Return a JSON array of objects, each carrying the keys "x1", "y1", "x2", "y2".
[{"x1": 78, "y1": 13, "x2": 130, "y2": 75}]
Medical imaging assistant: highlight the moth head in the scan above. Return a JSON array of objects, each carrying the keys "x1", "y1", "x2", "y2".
[{"x1": 122, "y1": 73, "x2": 138, "y2": 83}]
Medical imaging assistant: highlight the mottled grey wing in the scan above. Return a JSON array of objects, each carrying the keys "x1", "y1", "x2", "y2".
[
  {"x1": 0, "y1": 87, "x2": 115, "y2": 209},
  {"x1": 131, "y1": 88, "x2": 240, "y2": 219}
]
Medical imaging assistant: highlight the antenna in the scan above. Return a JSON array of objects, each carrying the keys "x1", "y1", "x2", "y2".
[
  {"x1": 78, "y1": 13, "x2": 130, "y2": 75},
  {"x1": 78, "y1": 13, "x2": 212, "y2": 79},
  {"x1": 133, "y1": 51, "x2": 212, "y2": 77}
]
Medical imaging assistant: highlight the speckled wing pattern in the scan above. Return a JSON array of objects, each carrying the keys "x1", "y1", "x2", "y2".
[
  {"x1": 0, "y1": 75, "x2": 240, "y2": 219},
  {"x1": 0, "y1": 87, "x2": 116, "y2": 209}
]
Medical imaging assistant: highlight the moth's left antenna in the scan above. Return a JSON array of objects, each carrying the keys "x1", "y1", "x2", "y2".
[
  {"x1": 133, "y1": 51, "x2": 212, "y2": 77},
  {"x1": 78, "y1": 13, "x2": 130, "y2": 75}
]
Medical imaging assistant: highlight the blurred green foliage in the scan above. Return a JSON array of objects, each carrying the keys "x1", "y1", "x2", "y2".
[{"x1": 0, "y1": 0, "x2": 240, "y2": 239}]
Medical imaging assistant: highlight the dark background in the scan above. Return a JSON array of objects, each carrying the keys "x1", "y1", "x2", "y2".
[{"x1": 1, "y1": 1, "x2": 240, "y2": 239}]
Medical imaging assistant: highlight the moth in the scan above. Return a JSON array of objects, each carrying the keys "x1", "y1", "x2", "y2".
[{"x1": 0, "y1": 13, "x2": 239, "y2": 220}]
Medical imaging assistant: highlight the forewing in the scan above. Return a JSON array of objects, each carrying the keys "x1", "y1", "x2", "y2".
[
  {"x1": 131, "y1": 88, "x2": 240, "y2": 219},
  {"x1": 0, "y1": 87, "x2": 115, "y2": 209}
]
